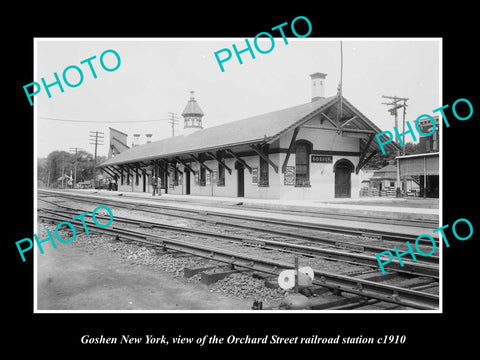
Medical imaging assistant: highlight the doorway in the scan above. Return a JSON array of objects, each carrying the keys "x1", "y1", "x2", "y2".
[
  {"x1": 185, "y1": 170, "x2": 190, "y2": 195},
  {"x1": 235, "y1": 162, "x2": 245, "y2": 197},
  {"x1": 334, "y1": 159, "x2": 353, "y2": 198}
]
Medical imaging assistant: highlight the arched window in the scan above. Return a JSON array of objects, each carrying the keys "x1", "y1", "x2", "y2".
[{"x1": 295, "y1": 140, "x2": 312, "y2": 186}]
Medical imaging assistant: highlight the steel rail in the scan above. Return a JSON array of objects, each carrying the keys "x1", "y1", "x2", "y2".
[
  {"x1": 39, "y1": 196, "x2": 406, "y2": 255},
  {"x1": 39, "y1": 206, "x2": 439, "y2": 279},
  {"x1": 54, "y1": 188, "x2": 438, "y2": 228},
  {"x1": 38, "y1": 211, "x2": 439, "y2": 310},
  {"x1": 37, "y1": 190, "x2": 439, "y2": 247}
]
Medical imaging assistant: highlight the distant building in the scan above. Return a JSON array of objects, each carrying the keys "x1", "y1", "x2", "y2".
[
  {"x1": 108, "y1": 127, "x2": 130, "y2": 159},
  {"x1": 361, "y1": 164, "x2": 420, "y2": 197},
  {"x1": 396, "y1": 115, "x2": 439, "y2": 198}
]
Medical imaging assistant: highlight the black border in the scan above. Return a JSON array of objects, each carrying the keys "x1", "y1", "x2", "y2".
[{"x1": 6, "y1": 5, "x2": 478, "y2": 355}]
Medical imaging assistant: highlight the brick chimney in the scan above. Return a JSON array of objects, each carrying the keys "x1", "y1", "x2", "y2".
[
  {"x1": 132, "y1": 134, "x2": 140, "y2": 147},
  {"x1": 310, "y1": 72, "x2": 327, "y2": 101}
]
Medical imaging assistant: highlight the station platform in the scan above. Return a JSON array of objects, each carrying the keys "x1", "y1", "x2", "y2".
[{"x1": 39, "y1": 188, "x2": 440, "y2": 238}]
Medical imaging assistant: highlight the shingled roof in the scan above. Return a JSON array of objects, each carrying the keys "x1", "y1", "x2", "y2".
[
  {"x1": 182, "y1": 91, "x2": 204, "y2": 116},
  {"x1": 100, "y1": 95, "x2": 399, "y2": 167}
]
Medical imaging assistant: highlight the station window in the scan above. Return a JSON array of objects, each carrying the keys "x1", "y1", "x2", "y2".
[
  {"x1": 259, "y1": 144, "x2": 269, "y2": 187},
  {"x1": 216, "y1": 151, "x2": 226, "y2": 186},
  {"x1": 199, "y1": 165, "x2": 206, "y2": 186},
  {"x1": 135, "y1": 172, "x2": 139, "y2": 186},
  {"x1": 173, "y1": 168, "x2": 179, "y2": 186},
  {"x1": 121, "y1": 169, "x2": 124, "y2": 185},
  {"x1": 217, "y1": 163, "x2": 225, "y2": 186},
  {"x1": 295, "y1": 141, "x2": 311, "y2": 187}
]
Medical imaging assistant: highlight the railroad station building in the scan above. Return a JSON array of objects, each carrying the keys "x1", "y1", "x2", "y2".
[{"x1": 99, "y1": 73, "x2": 399, "y2": 200}]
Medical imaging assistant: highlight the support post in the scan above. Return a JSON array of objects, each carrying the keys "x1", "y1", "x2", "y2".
[
  {"x1": 423, "y1": 156, "x2": 427, "y2": 198},
  {"x1": 294, "y1": 257, "x2": 299, "y2": 294},
  {"x1": 396, "y1": 157, "x2": 401, "y2": 198},
  {"x1": 282, "y1": 127, "x2": 299, "y2": 173}
]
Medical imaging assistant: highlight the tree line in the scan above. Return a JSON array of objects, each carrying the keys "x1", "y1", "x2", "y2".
[{"x1": 38, "y1": 150, "x2": 107, "y2": 188}]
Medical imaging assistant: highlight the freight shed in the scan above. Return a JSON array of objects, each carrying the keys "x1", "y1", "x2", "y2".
[{"x1": 99, "y1": 73, "x2": 399, "y2": 200}]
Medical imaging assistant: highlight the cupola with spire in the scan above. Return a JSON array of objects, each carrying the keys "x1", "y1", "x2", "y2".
[{"x1": 182, "y1": 90, "x2": 204, "y2": 136}]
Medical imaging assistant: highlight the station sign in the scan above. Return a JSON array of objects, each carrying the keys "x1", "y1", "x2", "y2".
[{"x1": 311, "y1": 155, "x2": 332, "y2": 163}]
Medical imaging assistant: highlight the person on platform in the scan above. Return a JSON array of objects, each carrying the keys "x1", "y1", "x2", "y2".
[{"x1": 151, "y1": 176, "x2": 158, "y2": 196}]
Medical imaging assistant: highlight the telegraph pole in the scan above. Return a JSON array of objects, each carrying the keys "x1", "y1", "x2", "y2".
[
  {"x1": 168, "y1": 112, "x2": 179, "y2": 137},
  {"x1": 382, "y1": 95, "x2": 408, "y2": 198},
  {"x1": 89, "y1": 131, "x2": 104, "y2": 188},
  {"x1": 69, "y1": 147, "x2": 84, "y2": 188},
  {"x1": 381, "y1": 95, "x2": 408, "y2": 146}
]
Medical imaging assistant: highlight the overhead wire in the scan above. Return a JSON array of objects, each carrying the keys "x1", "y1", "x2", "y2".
[{"x1": 38, "y1": 116, "x2": 171, "y2": 124}]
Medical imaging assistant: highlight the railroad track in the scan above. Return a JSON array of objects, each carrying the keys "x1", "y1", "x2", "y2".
[
  {"x1": 38, "y1": 204, "x2": 438, "y2": 279},
  {"x1": 94, "y1": 190, "x2": 438, "y2": 229},
  {"x1": 37, "y1": 189, "x2": 439, "y2": 246},
  {"x1": 37, "y1": 190, "x2": 440, "y2": 310}
]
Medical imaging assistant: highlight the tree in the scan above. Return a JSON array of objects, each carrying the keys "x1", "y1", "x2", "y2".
[
  {"x1": 363, "y1": 142, "x2": 420, "y2": 170},
  {"x1": 38, "y1": 149, "x2": 99, "y2": 187}
]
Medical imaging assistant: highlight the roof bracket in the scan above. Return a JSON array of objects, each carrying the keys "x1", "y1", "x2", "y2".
[
  {"x1": 168, "y1": 162, "x2": 183, "y2": 177},
  {"x1": 174, "y1": 157, "x2": 196, "y2": 174},
  {"x1": 358, "y1": 133, "x2": 375, "y2": 166},
  {"x1": 133, "y1": 162, "x2": 148, "y2": 176},
  {"x1": 282, "y1": 127, "x2": 299, "y2": 173},
  {"x1": 189, "y1": 154, "x2": 213, "y2": 173},
  {"x1": 224, "y1": 149, "x2": 253, "y2": 174},
  {"x1": 101, "y1": 167, "x2": 116, "y2": 178},
  {"x1": 117, "y1": 164, "x2": 131, "y2": 176},
  {"x1": 250, "y1": 145, "x2": 278, "y2": 173},
  {"x1": 206, "y1": 151, "x2": 232, "y2": 175},
  {"x1": 356, "y1": 150, "x2": 377, "y2": 174},
  {"x1": 125, "y1": 163, "x2": 140, "y2": 177}
]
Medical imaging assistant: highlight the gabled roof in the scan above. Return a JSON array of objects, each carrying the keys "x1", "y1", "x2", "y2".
[
  {"x1": 100, "y1": 95, "x2": 399, "y2": 167},
  {"x1": 374, "y1": 164, "x2": 397, "y2": 175}
]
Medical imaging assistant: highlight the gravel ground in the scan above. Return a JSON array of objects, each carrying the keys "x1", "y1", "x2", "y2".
[
  {"x1": 47, "y1": 216, "x2": 286, "y2": 307},
  {"x1": 39, "y1": 195, "x2": 437, "y2": 310}
]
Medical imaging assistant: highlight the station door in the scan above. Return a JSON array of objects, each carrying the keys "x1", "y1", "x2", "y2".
[
  {"x1": 235, "y1": 161, "x2": 245, "y2": 197},
  {"x1": 334, "y1": 159, "x2": 353, "y2": 198}
]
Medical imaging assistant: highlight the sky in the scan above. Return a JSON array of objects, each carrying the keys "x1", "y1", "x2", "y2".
[{"x1": 35, "y1": 38, "x2": 440, "y2": 159}]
